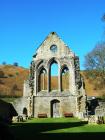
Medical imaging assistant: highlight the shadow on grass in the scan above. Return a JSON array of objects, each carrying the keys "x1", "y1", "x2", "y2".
[
  {"x1": 9, "y1": 120, "x2": 105, "y2": 140},
  {"x1": 38, "y1": 132, "x2": 105, "y2": 140}
]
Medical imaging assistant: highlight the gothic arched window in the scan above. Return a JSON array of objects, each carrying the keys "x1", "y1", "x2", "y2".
[
  {"x1": 61, "y1": 66, "x2": 69, "y2": 91},
  {"x1": 50, "y1": 60, "x2": 58, "y2": 91},
  {"x1": 38, "y1": 68, "x2": 47, "y2": 92}
]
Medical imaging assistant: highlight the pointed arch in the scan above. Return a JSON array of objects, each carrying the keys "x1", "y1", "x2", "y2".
[
  {"x1": 49, "y1": 59, "x2": 59, "y2": 91},
  {"x1": 38, "y1": 67, "x2": 47, "y2": 92},
  {"x1": 23, "y1": 107, "x2": 28, "y2": 116},
  {"x1": 50, "y1": 99, "x2": 60, "y2": 117},
  {"x1": 47, "y1": 57, "x2": 60, "y2": 67},
  {"x1": 61, "y1": 65, "x2": 69, "y2": 91},
  {"x1": 36, "y1": 60, "x2": 44, "y2": 69}
]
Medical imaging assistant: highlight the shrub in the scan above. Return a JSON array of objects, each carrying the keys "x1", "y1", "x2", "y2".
[
  {"x1": 15, "y1": 72, "x2": 19, "y2": 76},
  {"x1": 12, "y1": 84, "x2": 19, "y2": 90},
  {"x1": 13, "y1": 62, "x2": 18, "y2": 67},
  {"x1": 2, "y1": 61, "x2": 6, "y2": 65},
  {"x1": 8, "y1": 74, "x2": 14, "y2": 77},
  {"x1": 0, "y1": 70, "x2": 5, "y2": 78},
  {"x1": 0, "y1": 80, "x2": 4, "y2": 84}
]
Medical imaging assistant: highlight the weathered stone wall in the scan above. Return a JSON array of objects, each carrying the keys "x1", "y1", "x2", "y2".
[
  {"x1": 23, "y1": 80, "x2": 31, "y2": 97},
  {"x1": 33, "y1": 95, "x2": 77, "y2": 118},
  {"x1": 95, "y1": 101, "x2": 105, "y2": 116},
  {"x1": 22, "y1": 32, "x2": 86, "y2": 118},
  {"x1": 34, "y1": 32, "x2": 75, "y2": 61},
  {"x1": 12, "y1": 97, "x2": 29, "y2": 116}
]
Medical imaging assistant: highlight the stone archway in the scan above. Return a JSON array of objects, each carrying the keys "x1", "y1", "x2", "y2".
[
  {"x1": 50, "y1": 99, "x2": 60, "y2": 118},
  {"x1": 23, "y1": 107, "x2": 28, "y2": 116}
]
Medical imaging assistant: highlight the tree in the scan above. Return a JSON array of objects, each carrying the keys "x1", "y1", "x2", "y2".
[
  {"x1": 2, "y1": 61, "x2": 6, "y2": 65},
  {"x1": 13, "y1": 62, "x2": 18, "y2": 67},
  {"x1": 84, "y1": 42, "x2": 105, "y2": 71},
  {"x1": 12, "y1": 84, "x2": 18, "y2": 90},
  {"x1": 84, "y1": 42, "x2": 105, "y2": 85},
  {"x1": 10, "y1": 84, "x2": 19, "y2": 97},
  {"x1": 0, "y1": 70, "x2": 5, "y2": 78},
  {"x1": 102, "y1": 14, "x2": 105, "y2": 35},
  {"x1": 102, "y1": 13, "x2": 105, "y2": 22}
]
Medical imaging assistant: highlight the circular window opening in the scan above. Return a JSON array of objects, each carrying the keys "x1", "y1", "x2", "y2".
[{"x1": 50, "y1": 45, "x2": 57, "y2": 53}]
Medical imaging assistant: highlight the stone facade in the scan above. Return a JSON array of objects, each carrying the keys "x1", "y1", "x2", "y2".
[
  {"x1": 95, "y1": 101, "x2": 105, "y2": 116},
  {"x1": 14, "y1": 32, "x2": 86, "y2": 118}
]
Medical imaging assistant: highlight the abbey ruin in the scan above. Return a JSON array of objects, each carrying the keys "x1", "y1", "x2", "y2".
[{"x1": 14, "y1": 32, "x2": 86, "y2": 118}]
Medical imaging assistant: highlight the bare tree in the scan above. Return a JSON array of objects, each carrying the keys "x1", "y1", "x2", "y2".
[
  {"x1": 101, "y1": 13, "x2": 105, "y2": 37},
  {"x1": 102, "y1": 13, "x2": 105, "y2": 22},
  {"x1": 84, "y1": 13, "x2": 105, "y2": 90},
  {"x1": 84, "y1": 42, "x2": 105, "y2": 84}
]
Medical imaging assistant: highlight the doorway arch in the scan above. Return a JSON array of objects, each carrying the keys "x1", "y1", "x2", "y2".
[
  {"x1": 50, "y1": 99, "x2": 60, "y2": 118},
  {"x1": 23, "y1": 107, "x2": 28, "y2": 116}
]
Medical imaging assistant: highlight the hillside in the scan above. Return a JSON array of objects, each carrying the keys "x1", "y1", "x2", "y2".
[
  {"x1": 0, "y1": 65, "x2": 29, "y2": 97},
  {"x1": 81, "y1": 71, "x2": 105, "y2": 97},
  {"x1": 0, "y1": 65, "x2": 105, "y2": 97}
]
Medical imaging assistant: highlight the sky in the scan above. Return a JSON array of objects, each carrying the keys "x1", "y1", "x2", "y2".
[{"x1": 0, "y1": 0, "x2": 105, "y2": 70}]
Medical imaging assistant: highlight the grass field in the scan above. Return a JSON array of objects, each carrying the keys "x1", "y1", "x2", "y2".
[{"x1": 8, "y1": 117, "x2": 105, "y2": 140}]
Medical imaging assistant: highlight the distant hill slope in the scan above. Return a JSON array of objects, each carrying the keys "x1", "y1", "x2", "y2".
[
  {"x1": 0, "y1": 65, "x2": 104, "y2": 97},
  {"x1": 81, "y1": 71, "x2": 105, "y2": 97},
  {"x1": 0, "y1": 65, "x2": 29, "y2": 97}
]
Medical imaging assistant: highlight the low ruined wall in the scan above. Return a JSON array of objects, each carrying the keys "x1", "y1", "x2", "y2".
[{"x1": 33, "y1": 95, "x2": 77, "y2": 118}]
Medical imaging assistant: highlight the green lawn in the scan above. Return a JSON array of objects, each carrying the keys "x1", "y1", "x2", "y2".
[{"x1": 9, "y1": 118, "x2": 105, "y2": 140}]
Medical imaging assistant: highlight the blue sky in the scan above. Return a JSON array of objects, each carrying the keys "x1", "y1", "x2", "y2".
[{"x1": 0, "y1": 0, "x2": 105, "y2": 70}]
